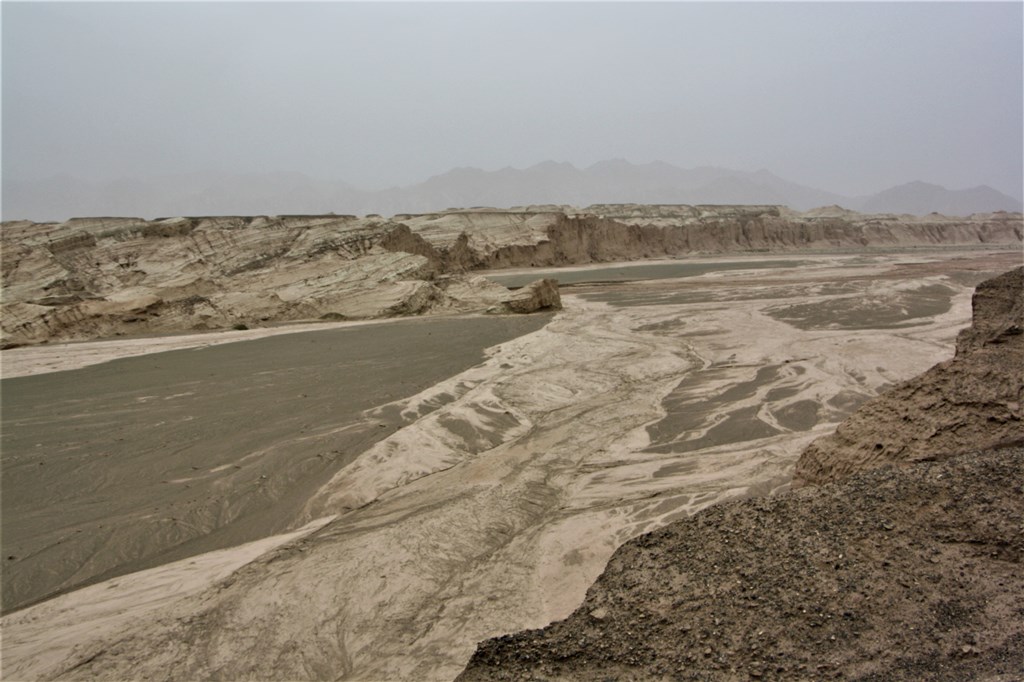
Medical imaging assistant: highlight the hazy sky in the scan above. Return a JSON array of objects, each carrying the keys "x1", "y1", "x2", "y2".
[{"x1": 3, "y1": 1, "x2": 1022, "y2": 198}]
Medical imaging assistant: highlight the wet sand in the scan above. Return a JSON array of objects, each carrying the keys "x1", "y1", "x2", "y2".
[
  {"x1": 0, "y1": 516, "x2": 336, "y2": 682},
  {"x1": 1, "y1": 249, "x2": 1020, "y2": 681},
  {"x1": 1, "y1": 314, "x2": 551, "y2": 613}
]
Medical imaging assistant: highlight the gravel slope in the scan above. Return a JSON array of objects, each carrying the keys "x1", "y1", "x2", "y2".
[{"x1": 458, "y1": 445, "x2": 1024, "y2": 681}]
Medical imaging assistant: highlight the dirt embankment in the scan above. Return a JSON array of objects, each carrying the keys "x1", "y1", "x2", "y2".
[
  {"x1": 458, "y1": 267, "x2": 1024, "y2": 681},
  {"x1": 2, "y1": 207, "x2": 1019, "y2": 346},
  {"x1": 458, "y1": 446, "x2": 1024, "y2": 682},
  {"x1": 794, "y1": 266, "x2": 1024, "y2": 486}
]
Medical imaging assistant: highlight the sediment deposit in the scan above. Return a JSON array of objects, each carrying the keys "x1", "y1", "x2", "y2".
[
  {"x1": 459, "y1": 266, "x2": 1024, "y2": 681},
  {"x1": 2, "y1": 206, "x2": 1019, "y2": 346},
  {"x1": 796, "y1": 266, "x2": 1024, "y2": 486},
  {"x1": 0, "y1": 315, "x2": 552, "y2": 614},
  {"x1": 3, "y1": 249, "x2": 1018, "y2": 681}
]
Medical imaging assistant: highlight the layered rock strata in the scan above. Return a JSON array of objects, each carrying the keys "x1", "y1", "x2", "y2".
[{"x1": 2, "y1": 206, "x2": 1019, "y2": 346}]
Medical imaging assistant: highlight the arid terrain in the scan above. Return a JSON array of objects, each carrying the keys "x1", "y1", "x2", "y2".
[
  {"x1": 460, "y1": 266, "x2": 1023, "y2": 681},
  {"x1": 2, "y1": 205, "x2": 1019, "y2": 346},
  {"x1": 1, "y1": 205, "x2": 1021, "y2": 680}
]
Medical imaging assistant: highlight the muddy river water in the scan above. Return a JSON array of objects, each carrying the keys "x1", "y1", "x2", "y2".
[{"x1": 1, "y1": 249, "x2": 1018, "y2": 680}]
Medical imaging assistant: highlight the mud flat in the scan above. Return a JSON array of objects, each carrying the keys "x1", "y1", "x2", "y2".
[
  {"x1": 1, "y1": 314, "x2": 551, "y2": 613},
  {"x1": 0, "y1": 317, "x2": 406, "y2": 379},
  {"x1": 1, "y1": 249, "x2": 1019, "y2": 681}
]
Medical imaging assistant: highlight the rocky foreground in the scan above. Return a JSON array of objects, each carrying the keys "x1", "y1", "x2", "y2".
[
  {"x1": 2, "y1": 205, "x2": 1019, "y2": 346},
  {"x1": 796, "y1": 266, "x2": 1024, "y2": 485},
  {"x1": 459, "y1": 447, "x2": 1024, "y2": 682},
  {"x1": 458, "y1": 267, "x2": 1024, "y2": 681}
]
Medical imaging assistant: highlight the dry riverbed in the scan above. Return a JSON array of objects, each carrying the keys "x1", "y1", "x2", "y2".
[{"x1": 1, "y1": 249, "x2": 1018, "y2": 681}]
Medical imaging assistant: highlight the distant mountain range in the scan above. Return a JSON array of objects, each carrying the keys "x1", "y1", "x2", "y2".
[{"x1": 3, "y1": 161, "x2": 1021, "y2": 222}]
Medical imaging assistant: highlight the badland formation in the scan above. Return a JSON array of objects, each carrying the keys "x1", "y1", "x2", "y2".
[
  {"x1": 1, "y1": 203, "x2": 1021, "y2": 681},
  {"x1": 2, "y1": 204, "x2": 1020, "y2": 347}
]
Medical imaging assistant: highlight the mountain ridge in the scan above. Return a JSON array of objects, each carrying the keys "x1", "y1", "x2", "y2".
[{"x1": 4, "y1": 160, "x2": 1021, "y2": 222}]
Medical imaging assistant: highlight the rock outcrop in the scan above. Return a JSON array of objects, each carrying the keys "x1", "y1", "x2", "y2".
[
  {"x1": 794, "y1": 266, "x2": 1024, "y2": 487},
  {"x1": 0, "y1": 215, "x2": 542, "y2": 347},
  {"x1": 2, "y1": 206, "x2": 1020, "y2": 346},
  {"x1": 401, "y1": 206, "x2": 1022, "y2": 269},
  {"x1": 490, "y1": 278, "x2": 561, "y2": 314}
]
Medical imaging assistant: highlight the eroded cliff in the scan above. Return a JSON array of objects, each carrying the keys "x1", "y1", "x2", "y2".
[{"x1": 2, "y1": 206, "x2": 1019, "y2": 346}]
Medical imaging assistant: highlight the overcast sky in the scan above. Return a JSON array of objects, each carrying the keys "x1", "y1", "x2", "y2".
[{"x1": 3, "y1": 1, "x2": 1022, "y2": 198}]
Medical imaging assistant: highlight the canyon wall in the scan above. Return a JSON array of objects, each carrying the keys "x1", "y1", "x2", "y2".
[
  {"x1": 2, "y1": 206, "x2": 1020, "y2": 346},
  {"x1": 400, "y1": 206, "x2": 1021, "y2": 269}
]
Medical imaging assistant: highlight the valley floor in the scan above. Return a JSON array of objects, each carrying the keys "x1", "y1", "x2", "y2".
[{"x1": 1, "y1": 249, "x2": 1018, "y2": 680}]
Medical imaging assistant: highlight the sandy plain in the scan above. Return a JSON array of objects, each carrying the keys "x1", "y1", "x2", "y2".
[
  {"x1": 1, "y1": 315, "x2": 552, "y2": 613},
  {"x1": 0, "y1": 248, "x2": 1019, "y2": 680}
]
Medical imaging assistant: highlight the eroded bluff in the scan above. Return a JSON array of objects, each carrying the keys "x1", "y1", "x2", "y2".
[
  {"x1": 794, "y1": 265, "x2": 1024, "y2": 486},
  {"x1": 2, "y1": 206, "x2": 1020, "y2": 346}
]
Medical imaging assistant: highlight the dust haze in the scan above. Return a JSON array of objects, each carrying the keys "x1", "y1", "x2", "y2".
[{"x1": 2, "y1": 2, "x2": 1021, "y2": 220}]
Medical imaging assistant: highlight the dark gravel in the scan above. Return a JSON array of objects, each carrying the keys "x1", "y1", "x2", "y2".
[{"x1": 458, "y1": 446, "x2": 1024, "y2": 681}]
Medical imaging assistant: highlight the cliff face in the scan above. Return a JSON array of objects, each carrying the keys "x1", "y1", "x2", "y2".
[
  {"x1": 794, "y1": 266, "x2": 1024, "y2": 487},
  {"x1": 402, "y1": 206, "x2": 1022, "y2": 269},
  {"x1": 0, "y1": 214, "x2": 560, "y2": 346},
  {"x1": 1, "y1": 215, "x2": 429, "y2": 345},
  {"x1": 2, "y1": 206, "x2": 1020, "y2": 346}
]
